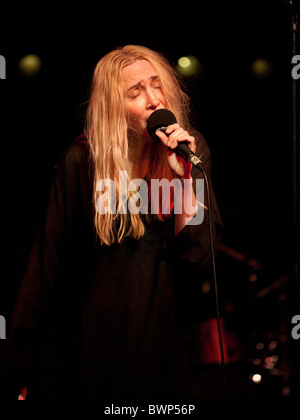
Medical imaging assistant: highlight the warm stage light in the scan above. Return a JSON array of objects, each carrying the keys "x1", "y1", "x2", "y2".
[
  {"x1": 178, "y1": 57, "x2": 192, "y2": 69},
  {"x1": 251, "y1": 373, "x2": 262, "y2": 384},
  {"x1": 177, "y1": 55, "x2": 202, "y2": 77},
  {"x1": 18, "y1": 54, "x2": 42, "y2": 77},
  {"x1": 252, "y1": 59, "x2": 272, "y2": 79}
]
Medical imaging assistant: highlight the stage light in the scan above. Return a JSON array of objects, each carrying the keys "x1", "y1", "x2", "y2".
[
  {"x1": 282, "y1": 386, "x2": 291, "y2": 397},
  {"x1": 201, "y1": 279, "x2": 211, "y2": 294},
  {"x1": 177, "y1": 55, "x2": 202, "y2": 77},
  {"x1": 256, "y1": 342, "x2": 264, "y2": 351},
  {"x1": 18, "y1": 54, "x2": 42, "y2": 77},
  {"x1": 251, "y1": 374, "x2": 262, "y2": 384},
  {"x1": 249, "y1": 273, "x2": 257, "y2": 283},
  {"x1": 178, "y1": 57, "x2": 192, "y2": 69},
  {"x1": 264, "y1": 357, "x2": 275, "y2": 370},
  {"x1": 252, "y1": 59, "x2": 272, "y2": 79},
  {"x1": 268, "y1": 340, "x2": 278, "y2": 351}
]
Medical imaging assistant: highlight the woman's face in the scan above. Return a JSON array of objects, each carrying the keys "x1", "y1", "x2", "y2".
[{"x1": 123, "y1": 59, "x2": 167, "y2": 136}]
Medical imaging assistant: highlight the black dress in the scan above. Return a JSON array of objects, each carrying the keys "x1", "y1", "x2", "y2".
[{"x1": 0, "y1": 131, "x2": 223, "y2": 401}]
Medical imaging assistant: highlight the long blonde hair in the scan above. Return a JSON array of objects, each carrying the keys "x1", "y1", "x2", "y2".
[{"x1": 85, "y1": 45, "x2": 190, "y2": 245}]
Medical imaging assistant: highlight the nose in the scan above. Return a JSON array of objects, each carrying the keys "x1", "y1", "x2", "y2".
[{"x1": 146, "y1": 87, "x2": 160, "y2": 109}]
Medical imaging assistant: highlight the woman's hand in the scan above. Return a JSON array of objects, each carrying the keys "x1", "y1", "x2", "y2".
[{"x1": 155, "y1": 124, "x2": 196, "y2": 179}]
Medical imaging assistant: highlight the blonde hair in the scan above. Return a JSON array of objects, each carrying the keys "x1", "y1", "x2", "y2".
[{"x1": 85, "y1": 45, "x2": 190, "y2": 245}]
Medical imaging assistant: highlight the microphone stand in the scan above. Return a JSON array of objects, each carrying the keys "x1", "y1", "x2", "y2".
[
  {"x1": 286, "y1": 0, "x2": 300, "y2": 311},
  {"x1": 286, "y1": 0, "x2": 300, "y2": 399}
]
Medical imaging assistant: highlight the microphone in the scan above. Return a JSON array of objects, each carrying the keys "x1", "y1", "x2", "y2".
[{"x1": 146, "y1": 109, "x2": 204, "y2": 171}]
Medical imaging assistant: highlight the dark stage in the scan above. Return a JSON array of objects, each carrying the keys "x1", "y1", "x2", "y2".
[{"x1": 0, "y1": 0, "x2": 300, "y2": 401}]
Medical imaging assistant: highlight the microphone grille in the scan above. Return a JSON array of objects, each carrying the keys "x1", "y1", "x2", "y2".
[{"x1": 147, "y1": 109, "x2": 177, "y2": 141}]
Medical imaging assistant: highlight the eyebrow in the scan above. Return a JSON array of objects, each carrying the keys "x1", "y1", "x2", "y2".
[{"x1": 127, "y1": 75, "x2": 160, "y2": 92}]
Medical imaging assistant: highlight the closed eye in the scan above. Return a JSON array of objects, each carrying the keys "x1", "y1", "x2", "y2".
[
  {"x1": 151, "y1": 76, "x2": 161, "y2": 90},
  {"x1": 128, "y1": 87, "x2": 141, "y2": 98}
]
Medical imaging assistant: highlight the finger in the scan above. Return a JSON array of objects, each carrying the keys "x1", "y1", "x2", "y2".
[
  {"x1": 168, "y1": 133, "x2": 196, "y2": 152},
  {"x1": 174, "y1": 133, "x2": 196, "y2": 153},
  {"x1": 182, "y1": 135, "x2": 196, "y2": 153},
  {"x1": 160, "y1": 127, "x2": 186, "y2": 148},
  {"x1": 154, "y1": 129, "x2": 169, "y2": 146},
  {"x1": 167, "y1": 128, "x2": 187, "y2": 147},
  {"x1": 164, "y1": 123, "x2": 179, "y2": 135},
  {"x1": 156, "y1": 126, "x2": 196, "y2": 154}
]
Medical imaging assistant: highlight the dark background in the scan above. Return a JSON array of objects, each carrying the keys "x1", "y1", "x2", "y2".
[{"x1": 1, "y1": 0, "x2": 300, "y2": 399}]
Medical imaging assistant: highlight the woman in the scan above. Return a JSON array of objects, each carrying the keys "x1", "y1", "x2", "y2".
[{"x1": 1, "y1": 45, "x2": 223, "y2": 401}]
